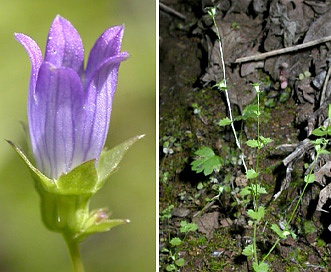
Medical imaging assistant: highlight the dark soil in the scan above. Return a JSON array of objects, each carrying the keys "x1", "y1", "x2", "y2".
[{"x1": 160, "y1": 1, "x2": 331, "y2": 271}]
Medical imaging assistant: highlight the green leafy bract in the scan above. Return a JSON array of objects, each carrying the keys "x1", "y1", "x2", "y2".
[{"x1": 97, "y1": 135, "x2": 145, "y2": 190}]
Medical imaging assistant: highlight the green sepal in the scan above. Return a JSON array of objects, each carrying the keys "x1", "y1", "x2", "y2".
[
  {"x1": 77, "y1": 208, "x2": 130, "y2": 241},
  {"x1": 57, "y1": 160, "x2": 98, "y2": 195},
  {"x1": 96, "y1": 134, "x2": 145, "y2": 190},
  {"x1": 6, "y1": 140, "x2": 55, "y2": 191},
  {"x1": 7, "y1": 135, "x2": 144, "y2": 241}
]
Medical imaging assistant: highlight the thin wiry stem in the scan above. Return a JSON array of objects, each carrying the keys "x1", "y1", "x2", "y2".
[{"x1": 210, "y1": 10, "x2": 248, "y2": 173}]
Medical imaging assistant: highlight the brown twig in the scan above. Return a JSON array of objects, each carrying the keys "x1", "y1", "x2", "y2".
[
  {"x1": 159, "y1": 2, "x2": 186, "y2": 20},
  {"x1": 235, "y1": 35, "x2": 331, "y2": 63},
  {"x1": 320, "y1": 64, "x2": 331, "y2": 106}
]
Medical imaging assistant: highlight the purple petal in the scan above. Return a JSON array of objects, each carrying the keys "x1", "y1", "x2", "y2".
[
  {"x1": 14, "y1": 33, "x2": 43, "y2": 96},
  {"x1": 85, "y1": 25, "x2": 126, "y2": 85},
  {"x1": 44, "y1": 15, "x2": 84, "y2": 75},
  {"x1": 79, "y1": 53, "x2": 128, "y2": 162},
  {"x1": 30, "y1": 62, "x2": 84, "y2": 178}
]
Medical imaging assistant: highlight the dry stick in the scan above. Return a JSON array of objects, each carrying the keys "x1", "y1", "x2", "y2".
[
  {"x1": 159, "y1": 2, "x2": 186, "y2": 20},
  {"x1": 235, "y1": 35, "x2": 331, "y2": 63},
  {"x1": 320, "y1": 64, "x2": 331, "y2": 106}
]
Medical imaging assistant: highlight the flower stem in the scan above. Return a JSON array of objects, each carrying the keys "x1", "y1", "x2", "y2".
[{"x1": 64, "y1": 235, "x2": 85, "y2": 272}]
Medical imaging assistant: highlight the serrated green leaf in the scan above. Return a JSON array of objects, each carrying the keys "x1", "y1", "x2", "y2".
[
  {"x1": 170, "y1": 237, "x2": 182, "y2": 246},
  {"x1": 166, "y1": 264, "x2": 176, "y2": 271},
  {"x1": 247, "y1": 206, "x2": 265, "y2": 221},
  {"x1": 240, "y1": 184, "x2": 267, "y2": 197},
  {"x1": 161, "y1": 247, "x2": 170, "y2": 253},
  {"x1": 241, "y1": 104, "x2": 259, "y2": 120},
  {"x1": 312, "y1": 138, "x2": 325, "y2": 146},
  {"x1": 218, "y1": 117, "x2": 232, "y2": 126},
  {"x1": 239, "y1": 186, "x2": 251, "y2": 196},
  {"x1": 246, "y1": 169, "x2": 259, "y2": 179},
  {"x1": 180, "y1": 221, "x2": 198, "y2": 233},
  {"x1": 246, "y1": 139, "x2": 259, "y2": 148},
  {"x1": 254, "y1": 184, "x2": 267, "y2": 195},
  {"x1": 195, "y1": 146, "x2": 215, "y2": 157},
  {"x1": 259, "y1": 136, "x2": 273, "y2": 146},
  {"x1": 253, "y1": 261, "x2": 269, "y2": 272},
  {"x1": 247, "y1": 209, "x2": 256, "y2": 219},
  {"x1": 191, "y1": 147, "x2": 222, "y2": 175},
  {"x1": 304, "y1": 173, "x2": 315, "y2": 184},
  {"x1": 270, "y1": 224, "x2": 287, "y2": 239},
  {"x1": 311, "y1": 127, "x2": 327, "y2": 137},
  {"x1": 319, "y1": 149, "x2": 330, "y2": 155},
  {"x1": 242, "y1": 244, "x2": 254, "y2": 256},
  {"x1": 197, "y1": 182, "x2": 204, "y2": 190},
  {"x1": 214, "y1": 80, "x2": 227, "y2": 91}
]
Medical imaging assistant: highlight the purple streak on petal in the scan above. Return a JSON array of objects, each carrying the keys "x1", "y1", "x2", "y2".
[
  {"x1": 45, "y1": 15, "x2": 84, "y2": 75},
  {"x1": 80, "y1": 53, "x2": 128, "y2": 162},
  {"x1": 31, "y1": 62, "x2": 84, "y2": 178},
  {"x1": 85, "y1": 25, "x2": 125, "y2": 86}
]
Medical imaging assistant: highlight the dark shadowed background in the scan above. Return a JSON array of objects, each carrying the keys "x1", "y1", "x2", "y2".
[{"x1": 0, "y1": 0, "x2": 155, "y2": 271}]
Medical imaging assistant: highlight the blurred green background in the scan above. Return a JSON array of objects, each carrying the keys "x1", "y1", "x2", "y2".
[{"x1": 0, "y1": 0, "x2": 155, "y2": 271}]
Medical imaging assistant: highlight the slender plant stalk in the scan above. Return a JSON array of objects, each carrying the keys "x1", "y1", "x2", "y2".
[
  {"x1": 208, "y1": 6, "x2": 329, "y2": 270},
  {"x1": 209, "y1": 9, "x2": 248, "y2": 173},
  {"x1": 209, "y1": 7, "x2": 259, "y2": 265},
  {"x1": 262, "y1": 154, "x2": 319, "y2": 263},
  {"x1": 64, "y1": 235, "x2": 85, "y2": 272},
  {"x1": 252, "y1": 85, "x2": 262, "y2": 265}
]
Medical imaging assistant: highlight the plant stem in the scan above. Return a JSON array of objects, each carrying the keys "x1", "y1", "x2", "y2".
[
  {"x1": 252, "y1": 88, "x2": 261, "y2": 264},
  {"x1": 262, "y1": 150, "x2": 321, "y2": 263},
  {"x1": 64, "y1": 235, "x2": 85, "y2": 272},
  {"x1": 211, "y1": 12, "x2": 248, "y2": 173},
  {"x1": 253, "y1": 221, "x2": 258, "y2": 263}
]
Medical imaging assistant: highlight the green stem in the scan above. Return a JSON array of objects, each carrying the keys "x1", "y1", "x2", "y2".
[
  {"x1": 253, "y1": 89, "x2": 261, "y2": 264},
  {"x1": 211, "y1": 13, "x2": 248, "y2": 173},
  {"x1": 64, "y1": 235, "x2": 85, "y2": 272},
  {"x1": 253, "y1": 221, "x2": 258, "y2": 263},
  {"x1": 262, "y1": 151, "x2": 321, "y2": 263}
]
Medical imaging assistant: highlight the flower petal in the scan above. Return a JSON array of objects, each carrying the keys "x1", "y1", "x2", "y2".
[
  {"x1": 44, "y1": 15, "x2": 84, "y2": 74},
  {"x1": 30, "y1": 62, "x2": 84, "y2": 178},
  {"x1": 79, "y1": 53, "x2": 128, "y2": 162},
  {"x1": 14, "y1": 33, "x2": 43, "y2": 96},
  {"x1": 85, "y1": 25, "x2": 126, "y2": 85}
]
